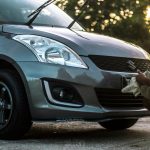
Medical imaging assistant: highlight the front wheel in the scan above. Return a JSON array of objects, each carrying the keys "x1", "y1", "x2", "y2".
[
  {"x1": 99, "y1": 119, "x2": 138, "y2": 130},
  {"x1": 0, "y1": 70, "x2": 32, "y2": 139}
]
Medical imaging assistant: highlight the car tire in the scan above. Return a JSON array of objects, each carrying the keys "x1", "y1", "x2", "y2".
[
  {"x1": 0, "y1": 69, "x2": 32, "y2": 139},
  {"x1": 99, "y1": 119, "x2": 138, "y2": 130}
]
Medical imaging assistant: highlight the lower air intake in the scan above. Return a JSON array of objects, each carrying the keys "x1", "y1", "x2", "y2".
[{"x1": 95, "y1": 88, "x2": 144, "y2": 109}]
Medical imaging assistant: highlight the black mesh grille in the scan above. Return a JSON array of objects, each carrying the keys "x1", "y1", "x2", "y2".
[
  {"x1": 89, "y1": 55, "x2": 150, "y2": 72},
  {"x1": 95, "y1": 89, "x2": 144, "y2": 109}
]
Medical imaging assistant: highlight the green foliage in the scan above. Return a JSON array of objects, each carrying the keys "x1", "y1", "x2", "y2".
[{"x1": 56, "y1": 0, "x2": 150, "y2": 51}]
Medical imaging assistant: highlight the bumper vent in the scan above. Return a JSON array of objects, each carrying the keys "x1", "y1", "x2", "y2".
[
  {"x1": 89, "y1": 55, "x2": 150, "y2": 72},
  {"x1": 95, "y1": 89, "x2": 144, "y2": 109}
]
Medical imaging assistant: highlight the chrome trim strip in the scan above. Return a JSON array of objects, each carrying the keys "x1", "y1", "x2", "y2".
[{"x1": 44, "y1": 81, "x2": 81, "y2": 107}]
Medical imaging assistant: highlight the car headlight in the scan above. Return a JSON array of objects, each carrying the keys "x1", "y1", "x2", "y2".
[{"x1": 13, "y1": 35, "x2": 88, "y2": 69}]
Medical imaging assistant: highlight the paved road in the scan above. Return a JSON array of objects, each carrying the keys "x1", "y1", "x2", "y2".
[{"x1": 1, "y1": 118, "x2": 150, "y2": 150}]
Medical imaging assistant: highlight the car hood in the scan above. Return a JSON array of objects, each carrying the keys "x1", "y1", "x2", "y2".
[{"x1": 3, "y1": 25, "x2": 149, "y2": 59}]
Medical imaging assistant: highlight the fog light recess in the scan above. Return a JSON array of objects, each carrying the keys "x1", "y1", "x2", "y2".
[{"x1": 43, "y1": 80, "x2": 84, "y2": 107}]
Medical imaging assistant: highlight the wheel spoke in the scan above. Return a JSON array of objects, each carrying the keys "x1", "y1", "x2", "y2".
[
  {"x1": 4, "y1": 104, "x2": 12, "y2": 110},
  {"x1": 0, "y1": 110, "x2": 5, "y2": 124},
  {"x1": 0, "y1": 87, "x2": 6, "y2": 99}
]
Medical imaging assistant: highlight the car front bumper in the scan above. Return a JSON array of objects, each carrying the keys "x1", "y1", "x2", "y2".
[{"x1": 17, "y1": 57, "x2": 150, "y2": 121}]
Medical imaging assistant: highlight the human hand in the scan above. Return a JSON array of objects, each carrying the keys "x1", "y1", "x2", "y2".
[{"x1": 136, "y1": 71, "x2": 149, "y2": 85}]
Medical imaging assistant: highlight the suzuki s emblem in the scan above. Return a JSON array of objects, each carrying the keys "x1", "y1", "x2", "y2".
[{"x1": 127, "y1": 60, "x2": 136, "y2": 71}]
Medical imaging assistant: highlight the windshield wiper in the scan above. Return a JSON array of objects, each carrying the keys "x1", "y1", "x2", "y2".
[
  {"x1": 26, "y1": 0, "x2": 57, "y2": 26},
  {"x1": 68, "y1": 0, "x2": 90, "y2": 29}
]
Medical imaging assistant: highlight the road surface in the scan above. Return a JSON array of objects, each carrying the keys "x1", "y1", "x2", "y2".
[{"x1": 1, "y1": 118, "x2": 150, "y2": 150}]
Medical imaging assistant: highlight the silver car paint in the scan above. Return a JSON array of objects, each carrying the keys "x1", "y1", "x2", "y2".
[{"x1": 0, "y1": 24, "x2": 150, "y2": 121}]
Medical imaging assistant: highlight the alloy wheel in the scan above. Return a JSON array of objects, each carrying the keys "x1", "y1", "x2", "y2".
[{"x1": 0, "y1": 82, "x2": 13, "y2": 129}]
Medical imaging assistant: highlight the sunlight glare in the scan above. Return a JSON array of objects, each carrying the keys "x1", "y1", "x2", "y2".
[{"x1": 146, "y1": 6, "x2": 150, "y2": 20}]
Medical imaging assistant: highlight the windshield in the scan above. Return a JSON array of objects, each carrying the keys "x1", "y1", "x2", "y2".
[{"x1": 0, "y1": 0, "x2": 83, "y2": 30}]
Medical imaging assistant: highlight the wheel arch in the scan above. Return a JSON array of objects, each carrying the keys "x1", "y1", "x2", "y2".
[{"x1": 0, "y1": 55, "x2": 32, "y2": 115}]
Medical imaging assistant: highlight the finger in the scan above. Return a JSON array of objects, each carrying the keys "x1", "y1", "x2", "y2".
[{"x1": 137, "y1": 69, "x2": 142, "y2": 74}]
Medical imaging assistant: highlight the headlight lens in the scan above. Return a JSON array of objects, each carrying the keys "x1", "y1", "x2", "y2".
[{"x1": 13, "y1": 35, "x2": 87, "y2": 69}]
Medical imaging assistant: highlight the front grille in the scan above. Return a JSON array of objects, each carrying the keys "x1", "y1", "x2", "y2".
[
  {"x1": 89, "y1": 55, "x2": 150, "y2": 72},
  {"x1": 95, "y1": 89, "x2": 144, "y2": 109}
]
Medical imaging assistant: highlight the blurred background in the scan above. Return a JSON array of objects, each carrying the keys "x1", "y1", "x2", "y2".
[{"x1": 55, "y1": 0, "x2": 150, "y2": 52}]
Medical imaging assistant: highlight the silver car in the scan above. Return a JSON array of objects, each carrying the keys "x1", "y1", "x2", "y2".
[{"x1": 0, "y1": 0, "x2": 149, "y2": 139}]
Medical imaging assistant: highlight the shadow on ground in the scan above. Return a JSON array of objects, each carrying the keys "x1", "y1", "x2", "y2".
[
  {"x1": 1, "y1": 119, "x2": 150, "y2": 150},
  {"x1": 25, "y1": 121, "x2": 150, "y2": 141}
]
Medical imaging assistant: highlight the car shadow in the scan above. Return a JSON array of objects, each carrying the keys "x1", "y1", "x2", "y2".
[
  {"x1": 24, "y1": 121, "x2": 150, "y2": 142},
  {"x1": 0, "y1": 120, "x2": 150, "y2": 150}
]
